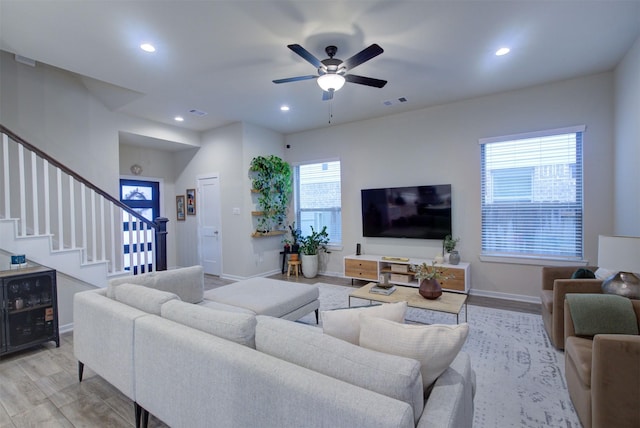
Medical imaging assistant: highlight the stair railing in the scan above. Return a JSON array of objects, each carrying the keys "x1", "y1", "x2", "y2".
[{"x1": 0, "y1": 124, "x2": 167, "y2": 278}]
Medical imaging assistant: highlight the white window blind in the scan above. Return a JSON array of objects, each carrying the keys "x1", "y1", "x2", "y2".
[
  {"x1": 479, "y1": 126, "x2": 585, "y2": 259},
  {"x1": 294, "y1": 160, "x2": 342, "y2": 245}
]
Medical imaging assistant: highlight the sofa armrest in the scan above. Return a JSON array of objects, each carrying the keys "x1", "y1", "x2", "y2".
[
  {"x1": 541, "y1": 266, "x2": 597, "y2": 291},
  {"x1": 417, "y1": 352, "x2": 475, "y2": 428},
  {"x1": 73, "y1": 289, "x2": 151, "y2": 400},
  {"x1": 591, "y1": 334, "x2": 640, "y2": 428}
]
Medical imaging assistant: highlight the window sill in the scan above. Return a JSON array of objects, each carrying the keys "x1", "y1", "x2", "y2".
[{"x1": 479, "y1": 254, "x2": 589, "y2": 267}]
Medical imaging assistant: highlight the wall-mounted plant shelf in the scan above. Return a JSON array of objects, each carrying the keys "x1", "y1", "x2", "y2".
[
  {"x1": 251, "y1": 230, "x2": 287, "y2": 238},
  {"x1": 250, "y1": 155, "x2": 292, "y2": 236}
]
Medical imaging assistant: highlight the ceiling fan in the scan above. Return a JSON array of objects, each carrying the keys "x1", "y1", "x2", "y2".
[{"x1": 273, "y1": 43, "x2": 387, "y2": 100}]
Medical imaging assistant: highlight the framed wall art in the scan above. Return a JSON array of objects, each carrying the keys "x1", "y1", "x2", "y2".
[
  {"x1": 176, "y1": 195, "x2": 186, "y2": 221},
  {"x1": 186, "y1": 188, "x2": 196, "y2": 215}
]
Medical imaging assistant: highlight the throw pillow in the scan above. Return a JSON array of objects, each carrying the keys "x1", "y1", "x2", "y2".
[
  {"x1": 571, "y1": 268, "x2": 596, "y2": 279},
  {"x1": 322, "y1": 302, "x2": 407, "y2": 345},
  {"x1": 359, "y1": 315, "x2": 469, "y2": 391}
]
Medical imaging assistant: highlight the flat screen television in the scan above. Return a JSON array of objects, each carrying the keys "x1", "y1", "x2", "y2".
[{"x1": 361, "y1": 184, "x2": 452, "y2": 239}]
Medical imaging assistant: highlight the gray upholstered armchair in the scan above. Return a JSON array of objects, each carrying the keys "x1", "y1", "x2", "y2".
[{"x1": 540, "y1": 266, "x2": 601, "y2": 349}]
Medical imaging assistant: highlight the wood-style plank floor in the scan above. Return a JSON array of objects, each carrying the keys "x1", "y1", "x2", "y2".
[{"x1": 0, "y1": 273, "x2": 539, "y2": 427}]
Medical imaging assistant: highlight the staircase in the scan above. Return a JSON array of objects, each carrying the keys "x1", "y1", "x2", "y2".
[{"x1": 0, "y1": 125, "x2": 167, "y2": 287}]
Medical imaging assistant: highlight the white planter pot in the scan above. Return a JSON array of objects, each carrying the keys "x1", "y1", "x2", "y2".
[{"x1": 301, "y1": 254, "x2": 318, "y2": 278}]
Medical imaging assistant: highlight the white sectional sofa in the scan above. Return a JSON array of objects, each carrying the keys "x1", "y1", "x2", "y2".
[{"x1": 73, "y1": 266, "x2": 475, "y2": 428}]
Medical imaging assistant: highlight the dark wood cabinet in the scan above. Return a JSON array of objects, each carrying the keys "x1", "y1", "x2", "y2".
[{"x1": 1, "y1": 266, "x2": 59, "y2": 356}]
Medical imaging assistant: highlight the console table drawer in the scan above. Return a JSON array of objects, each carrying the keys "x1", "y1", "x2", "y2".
[
  {"x1": 440, "y1": 268, "x2": 466, "y2": 292},
  {"x1": 345, "y1": 259, "x2": 378, "y2": 281}
]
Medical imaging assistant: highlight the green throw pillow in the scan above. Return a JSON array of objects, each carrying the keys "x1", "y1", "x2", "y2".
[{"x1": 571, "y1": 268, "x2": 596, "y2": 279}]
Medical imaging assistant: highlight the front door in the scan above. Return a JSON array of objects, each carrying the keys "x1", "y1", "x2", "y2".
[
  {"x1": 197, "y1": 175, "x2": 221, "y2": 275},
  {"x1": 120, "y1": 179, "x2": 160, "y2": 273}
]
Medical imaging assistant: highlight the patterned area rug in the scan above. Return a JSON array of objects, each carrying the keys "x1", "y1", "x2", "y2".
[{"x1": 298, "y1": 283, "x2": 581, "y2": 428}]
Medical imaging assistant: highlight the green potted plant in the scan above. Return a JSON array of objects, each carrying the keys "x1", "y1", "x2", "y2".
[
  {"x1": 299, "y1": 225, "x2": 329, "y2": 278},
  {"x1": 287, "y1": 222, "x2": 302, "y2": 253},
  {"x1": 249, "y1": 155, "x2": 292, "y2": 233},
  {"x1": 443, "y1": 234, "x2": 461, "y2": 265}
]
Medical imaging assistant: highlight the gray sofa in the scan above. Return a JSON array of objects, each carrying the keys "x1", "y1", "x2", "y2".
[{"x1": 74, "y1": 266, "x2": 475, "y2": 428}]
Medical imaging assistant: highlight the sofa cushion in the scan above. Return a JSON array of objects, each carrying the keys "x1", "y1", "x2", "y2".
[
  {"x1": 114, "y1": 284, "x2": 180, "y2": 315},
  {"x1": 321, "y1": 302, "x2": 407, "y2": 345},
  {"x1": 255, "y1": 316, "x2": 424, "y2": 423},
  {"x1": 203, "y1": 278, "x2": 318, "y2": 318},
  {"x1": 161, "y1": 300, "x2": 257, "y2": 348},
  {"x1": 359, "y1": 315, "x2": 469, "y2": 391},
  {"x1": 198, "y1": 299, "x2": 256, "y2": 315},
  {"x1": 108, "y1": 265, "x2": 204, "y2": 304}
]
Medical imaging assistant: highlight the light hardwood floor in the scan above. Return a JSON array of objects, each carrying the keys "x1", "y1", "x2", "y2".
[{"x1": 0, "y1": 274, "x2": 539, "y2": 427}]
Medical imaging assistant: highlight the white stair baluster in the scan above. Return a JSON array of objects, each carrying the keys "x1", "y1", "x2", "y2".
[
  {"x1": 31, "y1": 151, "x2": 39, "y2": 234},
  {"x1": 2, "y1": 134, "x2": 10, "y2": 217}
]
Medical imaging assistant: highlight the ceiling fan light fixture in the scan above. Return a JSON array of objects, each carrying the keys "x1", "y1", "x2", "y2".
[{"x1": 317, "y1": 74, "x2": 345, "y2": 92}]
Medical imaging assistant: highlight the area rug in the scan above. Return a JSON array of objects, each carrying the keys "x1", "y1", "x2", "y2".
[{"x1": 298, "y1": 283, "x2": 581, "y2": 428}]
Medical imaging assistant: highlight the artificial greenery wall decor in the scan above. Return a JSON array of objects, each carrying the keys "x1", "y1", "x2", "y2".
[{"x1": 250, "y1": 155, "x2": 292, "y2": 234}]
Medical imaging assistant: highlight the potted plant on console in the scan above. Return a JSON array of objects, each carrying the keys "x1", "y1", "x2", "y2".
[
  {"x1": 443, "y1": 235, "x2": 461, "y2": 265},
  {"x1": 299, "y1": 225, "x2": 329, "y2": 278},
  {"x1": 411, "y1": 261, "x2": 454, "y2": 300}
]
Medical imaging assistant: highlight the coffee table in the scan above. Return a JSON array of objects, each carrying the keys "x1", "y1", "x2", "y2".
[{"x1": 348, "y1": 282, "x2": 468, "y2": 323}]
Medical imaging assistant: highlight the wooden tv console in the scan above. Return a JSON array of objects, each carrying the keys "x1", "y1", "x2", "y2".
[{"x1": 344, "y1": 254, "x2": 470, "y2": 293}]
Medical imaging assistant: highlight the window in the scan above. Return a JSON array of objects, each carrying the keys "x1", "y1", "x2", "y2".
[
  {"x1": 479, "y1": 126, "x2": 584, "y2": 260},
  {"x1": 294, "y1": 160, "x2": 342, "y2": 246}
]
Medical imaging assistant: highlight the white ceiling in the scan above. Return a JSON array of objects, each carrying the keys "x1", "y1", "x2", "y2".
[{"x1": 1, "y1": 1, "x2": 639, "y2": 138}]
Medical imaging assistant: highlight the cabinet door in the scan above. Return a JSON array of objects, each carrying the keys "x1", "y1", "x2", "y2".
[
  {"x1": 345, "y1": 259, "x2": 378, "y2": 281},
  {"x1": 4, "y1": 271, "x2": 58, "y2": 353}
]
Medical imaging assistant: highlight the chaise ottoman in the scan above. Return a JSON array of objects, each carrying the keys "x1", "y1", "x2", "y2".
[{"x1": 203, "y1": 277, "x2": 320, "y2": 323}]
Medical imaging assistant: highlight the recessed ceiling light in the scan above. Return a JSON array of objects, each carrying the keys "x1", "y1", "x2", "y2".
[
  {"x1": 280, "y1": 105, "x2": 290, "y2": 111},
  {"x1": 495, "y1": 47, "x2": 510, "y2": 56},
  {"x1": 174, "y1": 116, "x2": 184, "y2": 122},
  {"x1": 140, "y1": 43, "x2": 156, "y2": 53}
]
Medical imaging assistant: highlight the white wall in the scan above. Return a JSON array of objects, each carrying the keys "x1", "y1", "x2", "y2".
[
  {"x1": 614, "y1": 35, "x2": 640, "y2": 236},
  {"x1": 285, "y1": 72, "x2": 616, "y2": 301},
  {"x1": 172, "y1": 122, "x2": 285, "y2": 278}
]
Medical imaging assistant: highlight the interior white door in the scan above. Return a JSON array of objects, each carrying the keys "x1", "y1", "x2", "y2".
[{"x1": 197, "y1": 175, "x2": 221, "y2": 275}]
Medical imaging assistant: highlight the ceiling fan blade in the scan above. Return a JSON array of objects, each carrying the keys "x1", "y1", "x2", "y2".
[
  {"x1": 322, "y1": 90, "x2": 334, "y2": 101},
  {"x1": 287, "y1": 44, "x2": 322, "y2": 68},
  {"x1": 345, "y1": 74, "x2": 387, "y2": 88},
  {"x1": 272, "y1": 75, "x2": 317, "y2": 84},
  {"x1": 343, "y1": 44, "x2": 384, "y2": 70}
]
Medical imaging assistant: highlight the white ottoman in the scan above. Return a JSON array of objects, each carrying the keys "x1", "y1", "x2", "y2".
[{"x1": 203, "y1": 278, "x2": 320, "y2": 322}]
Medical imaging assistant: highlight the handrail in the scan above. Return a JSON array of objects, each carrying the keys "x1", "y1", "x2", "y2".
[
  {"x1": 0, "y1": 124, "x2": 154, "y2": 229},
  {"x1": 1, "y1": 124, "x2": 168, "y2": 274}
]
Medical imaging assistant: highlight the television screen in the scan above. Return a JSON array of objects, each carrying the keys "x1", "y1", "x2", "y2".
[{"x1": 361, "y1": 184, "x2": 452, "y2": 239}]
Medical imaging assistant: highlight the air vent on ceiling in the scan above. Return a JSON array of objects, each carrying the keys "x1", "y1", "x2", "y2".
[
  {"x1": 383, "y1": 97, "x2": 408, "y2": 107},
  {"x1": 189, "y1": 109, "x2": 208, "y2": 117}
]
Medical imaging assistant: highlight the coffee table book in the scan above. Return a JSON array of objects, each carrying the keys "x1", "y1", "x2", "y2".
[{"x1": 369, "y1": 285, "x2": 396, "y2": 296}]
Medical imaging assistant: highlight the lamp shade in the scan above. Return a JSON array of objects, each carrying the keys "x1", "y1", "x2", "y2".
[
  {"x1": 317, "y1": 74, "x2": 345, "y2": 92},
  {"x1": 597, "y1": 235, "x2": 640, "y2": 273}
]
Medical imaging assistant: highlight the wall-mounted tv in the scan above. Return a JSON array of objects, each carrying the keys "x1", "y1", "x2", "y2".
[{"x1": 361, "y1": 184, "x2": 452, "y2": 239}]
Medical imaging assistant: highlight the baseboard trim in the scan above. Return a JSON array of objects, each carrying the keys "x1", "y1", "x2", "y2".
[
  {"x1": 59, "y1": 323, "x2": 73, "y2": 334},
  {"x1": 469, "y1": 288, "x2": 541, "y2": 305}
]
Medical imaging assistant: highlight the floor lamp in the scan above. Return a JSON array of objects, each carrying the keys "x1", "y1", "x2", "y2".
[{"x1": 597, "y1": 235, "x2": 640, "y2": 299}]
